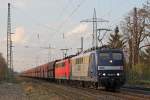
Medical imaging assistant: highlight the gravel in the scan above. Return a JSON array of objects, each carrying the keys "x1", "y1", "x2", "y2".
[{"x1": 0, "y1": 77, "x2": 149, "y2": 100}]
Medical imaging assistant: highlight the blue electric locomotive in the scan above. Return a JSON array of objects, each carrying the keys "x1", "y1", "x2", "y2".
[
  {"x1": 70, "y1": 46, "x2": 125, "y2": 90},
  {"x1": 97, "y1": 48, "x2": 125, "y2": 89}
]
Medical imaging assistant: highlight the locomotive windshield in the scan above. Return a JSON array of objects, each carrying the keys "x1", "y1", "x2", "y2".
[
  {"x1": 99, "y1": 53, "x2": 109, "y2": 60},
  {"x1": 99, "y1": 52, "x2": 123, "y2": 66},
  {"x1": 99, "y1": 52, "x2": 122, "y2": 60},
  {"x1": 112, "y1": 53, "x2": 122, "y2": 60}
]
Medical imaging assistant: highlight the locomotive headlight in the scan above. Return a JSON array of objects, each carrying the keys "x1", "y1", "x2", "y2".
[
  {"x1": 117, "y1": 73, "x2": 120, "y2": 76},
  {"x1": 102, "y1": 73, "x2": 106, "y2": 76},
  {"x1": 109, "y1": 60, "x2": 113, "y2": 63}
]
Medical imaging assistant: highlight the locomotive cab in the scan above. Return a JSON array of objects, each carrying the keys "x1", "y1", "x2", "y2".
[{"x1": 97, "y1": 49, "x2": 125, "y2": 89}]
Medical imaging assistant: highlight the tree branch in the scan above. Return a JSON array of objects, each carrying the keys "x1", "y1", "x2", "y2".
[
  {"x1": 140, "y1": 33, "x2": 150, "y2": 42},
  {"x1": 139, "y1": 44, "x2": 150, "y2": 50}
]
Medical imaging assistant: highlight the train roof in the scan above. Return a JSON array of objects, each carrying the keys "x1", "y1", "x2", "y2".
[
  {"x1": 22, "y1": 46, "x2": 123, "y2": 73},
  {"x1": 82, "y1": 45, "x2": 123, "y2": 53},
  {"x1": 59, "y1": 46, "x2": 123, "y2": 60}
]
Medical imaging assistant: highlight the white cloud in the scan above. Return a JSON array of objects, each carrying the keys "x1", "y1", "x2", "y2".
[
  {"x1": 12, "y1": 27, "x2": 26, "y2": 44},
  {"x1": 65, "y1": 23, "x2": 91, "y2": 38}
]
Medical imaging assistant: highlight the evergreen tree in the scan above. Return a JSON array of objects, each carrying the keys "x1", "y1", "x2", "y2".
[{"x1": 108, "y1": 26, "x2": 126, "y2": 49}]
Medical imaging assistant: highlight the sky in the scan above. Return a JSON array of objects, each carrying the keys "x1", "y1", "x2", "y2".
[{"x1": 0, "y1": 0, "x2": 146, "y2": 72}]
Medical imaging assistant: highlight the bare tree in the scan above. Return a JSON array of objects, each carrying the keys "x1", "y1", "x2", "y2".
[{"x1": 121, "y1": 1, "x2": 150, "y2": 67}]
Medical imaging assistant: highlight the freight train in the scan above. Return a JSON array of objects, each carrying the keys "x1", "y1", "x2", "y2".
[{"x1": 21, "y1": 47, "x2": 125, "y2": 90}]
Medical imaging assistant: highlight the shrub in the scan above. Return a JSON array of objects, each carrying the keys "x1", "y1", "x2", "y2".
[{"x1": 126, "y1": 63, "x2": 150, "y2": 86}]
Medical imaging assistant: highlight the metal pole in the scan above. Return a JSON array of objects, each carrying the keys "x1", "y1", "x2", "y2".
[
  {"x1": 48, "y1": 44, "x2": 51, "y2": 62},
  {"x1": 80, "y1": 8, "x2": 108, "y2": 49},
  {"x1": 81, "y1": 37, "x2": 83, "y2": 51},
  {"x1": 7, "y1": 3, "x2": 14, "y2": 80},
  {"x1": 93, "y1": 8, "x2": 97, "y2": 48}
]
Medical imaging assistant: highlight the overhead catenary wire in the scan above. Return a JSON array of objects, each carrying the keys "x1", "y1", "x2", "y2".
[
  {"x1": 42, "y1": 0, "x2": 87, "y2": 46},
  {"x1": 10, "y1": 4, "x2": 57, "y2": 49},
  {"x1": 9, "y1": 0, "x2": 87, "y2": 71},
  {"x1": 10, "y1": 1, "x2": 87, "y2": 45},
  {"x1": 58, "y1": 0, "x2": 87, "y2": 32},
  {"x1": 10, "y1": 4, "x2": 59, "y2": 52},
  {"x1": 11, "y1": 4, "x2": 58, "y2": 33},
  {"x1": 56, "y1": 0, "x2": 74, "y2": 20}
]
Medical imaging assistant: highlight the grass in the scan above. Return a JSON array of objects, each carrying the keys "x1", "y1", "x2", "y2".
[
  {"x1": 125, "y1": 63, "x2": 150, "y2": 88},
  {"x1": 128, "y1": 80, "x2": 150, "y2": 87}
]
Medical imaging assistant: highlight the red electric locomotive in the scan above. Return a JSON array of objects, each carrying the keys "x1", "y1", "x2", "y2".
[{"x1": 55, "y1": 58, "x2": 70, "y2": 80}]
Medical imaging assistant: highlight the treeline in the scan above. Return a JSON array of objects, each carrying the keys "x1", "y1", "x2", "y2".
[
  {"x1": 107, "y1": 1, "x2": 150, "y2": 86},
  {"x1": 0, "y1": 53, "x2": 7, "y2": 80}
]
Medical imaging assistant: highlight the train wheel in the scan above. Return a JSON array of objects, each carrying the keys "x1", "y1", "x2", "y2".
[
  {"x1": 105, "y1": 86, "x2": 110, "y2": 91},
  {"x1": 94, "y1": 82, "x2": 98, "y2": 89},
  {"x1": 82, "y1": 81, "x2": 85, "y2": 88}
]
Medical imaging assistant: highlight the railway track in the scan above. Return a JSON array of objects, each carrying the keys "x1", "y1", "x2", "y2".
[
  {"x1": 24, "y1": 78, "x2": 150, "y2": 100},
  {"x1": 69, "y1": 84, "x2": 150, "y2": 100},
  {"x1": 122, "y1": 85, "x2": 150, "y2": 95}
]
